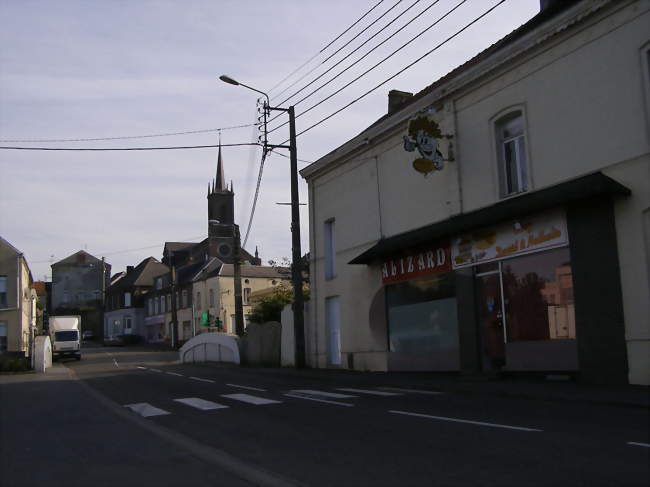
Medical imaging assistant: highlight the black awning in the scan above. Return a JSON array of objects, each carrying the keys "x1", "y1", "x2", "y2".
[{"x1": 349, "y1": 171, "x2": 630, "y2": 265}]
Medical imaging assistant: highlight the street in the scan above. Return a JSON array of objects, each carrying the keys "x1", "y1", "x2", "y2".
[{"x1": 3, "y1": 346, "x2": 646, "y2": 486}]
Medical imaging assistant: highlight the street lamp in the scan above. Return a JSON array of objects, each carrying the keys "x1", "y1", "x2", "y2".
[{"x1": 219, "y1": 74, "x2": 306, "y2": 369}]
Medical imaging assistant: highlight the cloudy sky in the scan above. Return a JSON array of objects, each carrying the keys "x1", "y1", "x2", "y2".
[{"x1": 0, "y1": 0, "x2": 539, "y2": 281}]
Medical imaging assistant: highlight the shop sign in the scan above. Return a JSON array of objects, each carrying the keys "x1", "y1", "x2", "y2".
[
  {"x1": 451, "y1": 209, "x2": 568, "y2": 268},
  {"x1": 403, "y1": 107, "x2": 454, "y2": 177},
  {"x1": 381, "y1": 241, "x2": 451, "y2": 284}
]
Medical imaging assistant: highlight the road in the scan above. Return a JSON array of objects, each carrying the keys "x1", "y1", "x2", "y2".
[{"x1": 54, "y1": 345, "x2": 650, "y2": 487}]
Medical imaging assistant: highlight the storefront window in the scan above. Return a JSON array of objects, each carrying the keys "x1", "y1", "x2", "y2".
[
  {"x1": 502, "y1": 247, "x2": 575, "y2": 342},
  {"x1": 386, "y1": 273, "x2": 457, "y2": 355}
]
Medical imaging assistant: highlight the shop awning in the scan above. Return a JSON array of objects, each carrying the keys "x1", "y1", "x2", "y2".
[{"x1": 349, "y1": 171, "x2": 630, "y2": 265}]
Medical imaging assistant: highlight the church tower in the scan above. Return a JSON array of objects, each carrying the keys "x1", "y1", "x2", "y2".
[{"x1": 207, "y1": 144, "x2": 236, "y2": 262}]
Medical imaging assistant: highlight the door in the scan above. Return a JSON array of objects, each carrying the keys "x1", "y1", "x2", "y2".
[
  {"x1": 475, "y1": 272, "x2": 505, "y2": 371},
  {"x1": 325, "y1": 296, "x2": 341, "y2": 366}
]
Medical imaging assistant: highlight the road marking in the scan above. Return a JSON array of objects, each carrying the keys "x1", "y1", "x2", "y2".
[
  {"x1": 389, "y1": 410, "x2": 542, "y2": 432},
  {"x1": 112, "y1": 358, "x2": 120, "y2": 368},
  {"x1": 291, "y1": 389, "x2": 357, "y2": 399},
  {"x1": 150, "y1": 368, "x2": 162, "y2": 373},
  {"x1": 226, "y1": 383, "x2": 267, "y2": 392},
  {"x1": 166, "y1": 372, "x2": 183, "y2": 377},
  {"x1": 221, "y1": 393, "x2": 281, "y2": 405},
  {"x1": 337, "y1": 388, "x2": 401, "y2": 396},
  {"x1": 378, "y1": 387, "x2": 443, "y2": 395},
  {"x1": 137, "y1": 366, "x2": 147, "y2": 370},
  {"x1": 627, "y1": 442, "x2": 650, "y2": 448},
  {"x1": 124, "y1": 403, "x2": 171, "y2": 417},
  {"x1": 190, "y1": 376, "x2": 215, "y2": 383},
  {"x1": 174, "y1": 397, "x2": 229, "y2": 411},
  {"x1": 284, "y1": 393, "x2": 354, "y2": 407}
]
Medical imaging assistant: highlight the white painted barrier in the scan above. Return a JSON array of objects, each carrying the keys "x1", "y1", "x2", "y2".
[
  {"x1": 34, "y1": 335, "x2": 52, "y2": 372},
  {"x1": 179, "y1": 332, "x2": 240, "y2": 365}
]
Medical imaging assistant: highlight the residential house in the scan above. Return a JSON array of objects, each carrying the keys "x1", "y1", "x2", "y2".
[{"x1": 301, "y1": 0, "x2": 650, "y2": 385}]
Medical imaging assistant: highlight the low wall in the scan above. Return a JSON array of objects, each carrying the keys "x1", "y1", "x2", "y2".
[
  {"x1": 34, "y1": 335, "x2": 52, "y2": 373},
  {"x1": 244, "y1": 322, "x2": 281, "y2": 366},
  {"x1": 280, "y1": 302, "x2": 310, "y2": 367},
  {"x1": 179, "y1": 332, "x2": 240, "y2": 364}
]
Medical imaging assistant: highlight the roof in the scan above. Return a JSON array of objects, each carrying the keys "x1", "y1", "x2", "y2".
[
  {"x1": 33, "y1": 281, "x2": 47, "y2": 296},
  {"x1": 218, "y1": 264, "x2": 287, "y2": 279},
  {"x1": 109, "y1": 257, "x2": 168, "y2": 290},
  {"x1": 0, "y1": 235, "x2": 23, "y2": 255},
  {"x1": 164, "y1": 242, "x2": 196, "y2": 253},
  {"x1": 190, "y1": 257, "x2": 223, "y2": 282},
  {"x1": 52, "y1": 249, "x2": 104, "y2": 267},
  {"x1": 350, "y1": 172, "x2": 630, "y2": 264}
]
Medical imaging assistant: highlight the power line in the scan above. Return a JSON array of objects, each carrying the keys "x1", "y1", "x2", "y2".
[
  {"x1": 272, "y1": 0, "x2": 405, "y2": 101},
  {"x1": 273, "y1": 0, "x2": 435, "y2": 114},
  {"x1": 268, "y1": 0, "x2": 386, "y2": 95},
  {"x1": 0, "y1": 142, "x2": 260, "y2": 151},
  {"x1": 281, "y1": 0, "x2": 507, "y2": 144},
  {"x1": 268, "y1": 0, "x2": 469, "y2": 135},
  {"x1": 0, "y1": 123, "x2": 256, "y2": 143},
  {"x1": 242, "y1": 149, "x2": 269, "y2": 248}
]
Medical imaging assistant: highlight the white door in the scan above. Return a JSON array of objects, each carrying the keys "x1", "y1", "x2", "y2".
[{"x1": 325, "y1": 296, "x2": 341, "y2": 366}]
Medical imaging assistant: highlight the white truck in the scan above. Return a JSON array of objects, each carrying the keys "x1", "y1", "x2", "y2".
[{"x1": 49, "y1": 315, "x2": 82, "y2": 361}]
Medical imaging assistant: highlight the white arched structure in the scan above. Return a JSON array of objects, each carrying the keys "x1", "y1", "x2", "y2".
[{"x1": 179, "y1": 333, "x2": 240, "y2": 365}]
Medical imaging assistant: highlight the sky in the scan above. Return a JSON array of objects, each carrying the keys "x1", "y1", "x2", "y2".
[{"x1": 0, "y1": 0, "x2": 540, "y2": 281}]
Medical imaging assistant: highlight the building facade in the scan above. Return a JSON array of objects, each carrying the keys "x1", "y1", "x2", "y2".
[{"x1": 301, "y1": 0, "x2": 650, "y2": 385}]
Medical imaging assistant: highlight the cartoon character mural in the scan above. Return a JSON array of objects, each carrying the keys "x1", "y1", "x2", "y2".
[{"x1": 403, "y1": 108, "x2": 451, "y2": 176}]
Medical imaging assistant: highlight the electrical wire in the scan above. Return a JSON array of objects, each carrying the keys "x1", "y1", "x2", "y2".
[
  {"x1": 242, "y1": 149, "x2": 268, "y2": 248},
  {"x1": 268, "y1": 0, "x2": 469, "y2": 135},
  {"x1": 272, "y1": 0, "x2": 405, "y2": 101},
  {"x1": 0, "y1": 123, "x2": 256, "y2": 143},
  {"x1": 268, "y1": 0, "x2": 386, "y2": 95},
  {"x1": 279, "y1": 0, "x2": 507, "y2": 144},
  {"x1": 0, "y1": 142, "x2": 261, "y2": 151}
]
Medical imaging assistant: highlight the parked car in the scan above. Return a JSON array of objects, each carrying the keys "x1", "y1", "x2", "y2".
[
  {"x1": 103, "y1": 336, "x2": 124, "y2": 347},
  {"x1": 82, "y1": 331, "x2": 94, "y2": 340}
]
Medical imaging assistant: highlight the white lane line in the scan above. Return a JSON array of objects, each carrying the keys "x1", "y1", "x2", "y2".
[
  {"x1": 112, "y1": 358, "x2": 120, "y2": 368},
  {"x1": 166, "y1": 372, "x2": 183, "y2": 377},
  {"x1": 174, "y1": 397, "x2": 229, "y2": 411},
  {"x1": 627, "y1": 442, "x2": 650, "y2": 448},
  {"x1": 150, "y1": 369, "x2": 162, "y2": 373},
  {"x1": 137, "y1": 366, "x2": 147, "y2": 370},
  {"x1": 190, "y1": 376, "x2": 215, "y2": 383},
  {"x1": 291, "y1": 389, "x2": 357, "y2": 399},
  {"x1": 389, "y1": 410, "x2": 542, "y2": 432},
  {"x1": 226, "y1": 383, "x2": 267, "y2": 392},
  {"x1": 378, "y1": 387, "x2": 443, "y2": 395},
  {"x1": 285, "y1": 393, "x2": 354, "y2": 407},
  {"x1": 124, "y1": 403, "x2": 171, "y2": 417},
  {"x1": 221, "y1": 393, "x2": 281, "y2": 405},
  {"x1": 337, "y1": 388, "x2": 401, "y2": 396}
]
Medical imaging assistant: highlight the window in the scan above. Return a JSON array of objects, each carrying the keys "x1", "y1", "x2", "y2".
[
  {"x1": 166, "y1": 294, "x2": 171, "y2": 310},
  {"x1": 124, "y1": 292, "x2": 131, "y2": 307},
  {"x1": 209, "y1": 289, "x2": 214, "y2": 307},
  {"x1": 0, "y1": 276, "x2": 7, "y2": 308},
  {"x1": 124, "y1": 317, "x2": 132, "y2": 334},
  {"x1": 495, "y1": 110, "x2": 528, "y2": 197},
  {"x1": 156, "y1": 278, "x2": 162, "y2": 290},
  {"x1": 160, "y1": 295, "x2": 165, "y2": 313},
  {"x1": 63, "y1": 292, "x2": 69, "y2": 304},
  {"x1": 182, "y1": 290, "x2": 188, "y2": 308},
  {"x1": 324, "y1": 219, "x2": 336, "y2": 280},
  {"x1": 155, "y1": 296, "x2": 160, "y2": 314},
  {"x1": 196, "y1": 292, "x2": 201, "y2": 310},
  {"x1": 176, "y1": 292, "x2": 180, "y2": 309},
  {"x1": 243, "y1": 288, "x2": 251, "y2": 305},
  {"x1": 0, "y1": 321, "x2": 7, "y2": 352}
]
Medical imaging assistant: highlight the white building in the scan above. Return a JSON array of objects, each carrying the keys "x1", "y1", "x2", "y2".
[{"x1": 301, "y1": 0, "x2": 650, "y2": 385}]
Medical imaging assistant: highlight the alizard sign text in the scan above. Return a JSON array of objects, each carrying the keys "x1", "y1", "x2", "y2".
[{"x1": 381, "y1": 242, "x2": 451, "y2": 284}]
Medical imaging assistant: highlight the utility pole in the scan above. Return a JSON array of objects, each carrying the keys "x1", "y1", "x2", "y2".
[
  {"x1": 168, "y1": 250, "x2": 178, "y2": 348},
  {"x1": 233, "y1": 225, "x2": 245, "y2": 336}
]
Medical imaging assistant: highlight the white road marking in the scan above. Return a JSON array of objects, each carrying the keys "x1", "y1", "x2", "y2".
[
  {"x1": 136, "y1": 366, "x2": 147, "y2": 370},
  {"x1": 284, "y1": 393, "x2": 354, "y2": 407},
  {"x1": 337, "y1": 388, "x2": 401, "y2": 396},
  {"x1": 150, "y1": 369, "x2": 162, "y2": 373},
  {"x1": 166, "y1": 372, "x2": 183, "y2": 377},
  {"x1": 124, "y1": 403, "x2": 170, "y2": 417},
  {"x1": 190, "y1": 376, "x2": 215, "y2": 383},
  {"x1": 221, "y1": 393, "x2": 281, "y2": 405},
  {"x1": 627, "y1": 442, "x2": 650, "y2": 448},
  {"x1": 226, "y1": 383, "x2": 267, "y2": 392},
  {"x1": 389, "y1": 410, "x2": 542, "y2": 432},
  {"x1": 378, "y1": 387, "x2": 443, "y2": 395},
  {"x1": 174, "y1": 397, "x2": 229, "y2": 411},
  {"x1": 291, "y1": 389, "x2": 357, "y2": 399},
  {"x1": 112, "y1": 358, "x2": 120, "y2": 368}
]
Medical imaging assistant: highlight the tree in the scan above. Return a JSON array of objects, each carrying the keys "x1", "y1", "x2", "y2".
[{"x1": 247, "y1": 285, "x2": 293, "y2": 324}]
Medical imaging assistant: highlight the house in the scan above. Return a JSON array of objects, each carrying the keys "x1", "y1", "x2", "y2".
[
  {"x1": 104, "y1": 257, "x2": 168, "y2": 341},
  {"x1": 0, "y1": 236, "x2": 37, "y2": 357},
  {"x1": 51, "y1": 250, "x2": 111, "y2": 339},
  {"x1": 301, "y1": 0, "x2": 650, "y2": 385}
]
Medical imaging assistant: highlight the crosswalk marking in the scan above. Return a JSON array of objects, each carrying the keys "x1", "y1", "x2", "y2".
[
  {"x1": 174, "y1": 397, "x2": 229, "y2": 410},
  {"x1": 378, "y1": 387, "x2": 443, "y2": 395},
  {"x1": 284, "y1": 393, "x2": 354, "y2": 407},
  {"x1": 166, "y1": 372, "x2": 183, "y2": 377},
  {"x1": 221, "y1": 393, "x2": 281, "y2": 405},
  {"x1": 226, "y1": 383, "x2": 267, "y2": 392},
  {"x1": 337, "y1": 388, "x2": 401, "y2": 396},
  {"x1": 190, "y1": 376, "x2": 215, "y2": 383},
  {"x1": 627, "y1": 442, "x2": 650, "y2": 448},
  {"x1": 291, "y1": 389, "x2": 357, "y2": 399},
  {"x1": 124, "y1": 403, "x2": 170, "y2": 417},
  {"x1": 149, "y1": 369, "x2": 162, "y2": 373}
]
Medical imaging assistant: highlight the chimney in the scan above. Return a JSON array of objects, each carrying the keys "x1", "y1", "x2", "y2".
[
  {"x1": 540, "y1": 0, "x2": 577, "y2": 12},
  {"x1": 126, "y1": 265, "x2": 134, "y2": 273},
  {"x1": 388, "y1": 90, "x2": 413, "y2": 115}
]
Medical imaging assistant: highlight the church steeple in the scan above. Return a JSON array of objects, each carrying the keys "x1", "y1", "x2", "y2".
[{"x1": 214, "y1": 143, "x2": 227, "y2": 192}]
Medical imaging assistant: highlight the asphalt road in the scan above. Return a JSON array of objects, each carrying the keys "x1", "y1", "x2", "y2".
[{"x1": 56, "y1": 346, "x2": 650, "y2": 487}]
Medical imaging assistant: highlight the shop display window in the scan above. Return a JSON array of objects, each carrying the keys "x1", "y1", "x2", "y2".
[
  {"x1": 386, "y1": 273, "x2": 458, "y2": 355},
  {"x1": 501, "y1": 247, "x2": 575, "y2": 342}
]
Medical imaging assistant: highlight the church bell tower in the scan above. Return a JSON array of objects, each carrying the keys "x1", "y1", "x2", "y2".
[{"x1": 207, "y1": 143, "x2": 236, "y2": 262}]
